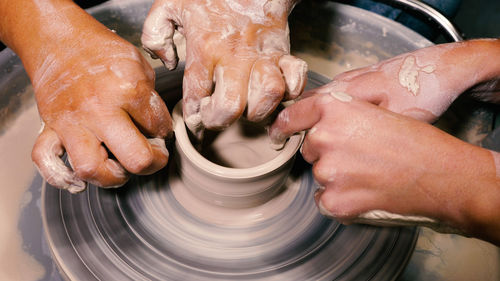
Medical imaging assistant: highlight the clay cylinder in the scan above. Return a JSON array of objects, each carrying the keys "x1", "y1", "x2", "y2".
[{"x1": 172, "y1": 102, "x2": 304, "y2": 208}]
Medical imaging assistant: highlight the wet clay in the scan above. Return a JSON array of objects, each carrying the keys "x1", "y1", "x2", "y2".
[
  {"x1": 0, "y1": 100, "x2": 45, "y2": 281},
  {"x1": 174, "y1": 117, "x2": 298, "y2": 224},
  {"x1": 293, "y1": 47, "x2": 379, "y2": 78},
  {"x1": 398, "y1": 55, "x2": 436, "y2": 96},
  {"x1": 198, "y1": 119, "x2": 281, "y2": 168},
  {"x1": 170, "y1": 168, "x2": 301, "y2": 225}
]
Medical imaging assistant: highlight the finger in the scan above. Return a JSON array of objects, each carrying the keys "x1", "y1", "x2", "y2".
[
  {"x1": 269, "y1": 92, "x2": 354, "y2": 147},
  {"x1": 269, "y1": 95, "x2": 324, "y2": 148},
  {"x1": 61, "y1": 125, "x2": 130, "y2": 188},
  {"x1": 311, "y1": 157, "x2": 338, "y2": 187},
  {"x1": 123, "y1": 88, "x2": 172, "y2": 138},
  {"x1": 31, "y1": 126, "x2": 86, "y2": 193},
  {"x1": 246, "y1": 58, "x2": 285, "y2": 122},
  {"x1": 93, "y1": 109, "x2": 169, "y2": 175},
  {"x1": 141, "y1": 0, "x2": 179, "y2": 70},
  {"x1": 182, "y1": 58, "x2": 214, "y2": 138},
  {"x1": 317, "y1": 187, "x2": 378, "y2": 222},
  {"x1": 279, "y1": 55, "x2": 308, "y2": 100},
  {"x1": 299, "y1": 127, "x2": 321, "y2": 164},
  {"x1": 200, "y1": 60, "x2": 252, "y2": 130}
]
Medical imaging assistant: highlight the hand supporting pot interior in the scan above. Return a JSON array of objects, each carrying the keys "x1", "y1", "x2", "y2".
[{"x1": 141, "y1": 0, "x2": 308, "y2": 138}]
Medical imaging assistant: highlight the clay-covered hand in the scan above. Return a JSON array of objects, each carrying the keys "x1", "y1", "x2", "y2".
[
  {"x1": 269, "y1": 92, "x2": 500, "y2": 244},
  {"x1": 141, "y1": 0, "x2": 308, "y2": 137},
  {"x1": 28, "y1": 15, "x2": 172, "y2": 192},
  {"x1": 304, "y1": 39, "x2": 500, "y2": 123}
]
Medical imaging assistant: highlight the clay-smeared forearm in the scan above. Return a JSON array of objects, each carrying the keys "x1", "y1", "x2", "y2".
[{"x1": 307, "y1": 39, "x2": 500, "y2": 123}]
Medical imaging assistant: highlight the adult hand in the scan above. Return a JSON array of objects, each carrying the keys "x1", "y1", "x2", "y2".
[
  {"x1": 305, "y1": 39, "x2": 500, "y2": 123},
  {"x1": 269, "y1": 92, "x2": 500, "y2": 244},
  {"x1": 142, "y1": 0, "x2": 308, "y2": 138},
  {"x1": 0, "y1": 1, "x2": 173, "y2": 193},
  {"x1": 32, "y1": 38, "x2": 171, "y2": 193}
]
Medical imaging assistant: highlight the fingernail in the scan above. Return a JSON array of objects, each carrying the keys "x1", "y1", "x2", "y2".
[
  {"x1": 103, "y1": 180, "x2": 128, "y2": 189},
  {"x1": 269, "y1": 135, "x2": 287, "y2": 150},
  {"x1": 184, "y1": 112, "x2": 204, "y2": 140},
  {"x1": 67, "y1": 180, "x2": 87, "y2": 194},
  {"x1": 268, "y1": 127, "x2": 287, "y2": 150},
  {"x1": 330, "y1": 92, "x2": 353, "y2": 102},
  {"x1": 38, "y1": 121, "x2": 45, "y2": 134},
  {"x1": 314, "y1": 187, "x2": 325, "y2": 202}
]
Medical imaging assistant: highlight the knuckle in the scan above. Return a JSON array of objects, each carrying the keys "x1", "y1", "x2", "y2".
[
  {"x1": 312, "y1": 161, "x2": 336, "y2": 184},
  {"x1": 31, "y1": 145, "x2": 44, "y2": 164},
  {"x1": 264, "y1": 79, "x2": 286, "y2": 96},
  {"x1": 125, "y1": 150, "x2": 154, "y2": 174},
  {"x1": 73, "y1": 162, "x2": 100, "y2": 180},
  {"x1": 202, "y1": 104, "x2": 242, "y2": 130},
  {"x1": 307, "y1": 129, "x2": 328, "y2": 147},
  {"x1": 300, "y1": 148, "x2": 315, "y2": 164}
]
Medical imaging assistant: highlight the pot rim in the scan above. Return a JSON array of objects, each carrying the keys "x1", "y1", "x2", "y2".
[{"x1": 172, "y1": 101, "x2": 304, "y2": 179}]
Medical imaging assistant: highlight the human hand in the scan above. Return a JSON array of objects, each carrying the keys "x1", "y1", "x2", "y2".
[
  {"x1": 141, "y1": 0, "x2": 308, "y2": 137},
  {"x1": 305, "y1": 40, "x2": 500, "y2": 123},
  {"x1": 29, "y1": 16, "x2": 172, "y2": 192},
  {"x1": 269, "y1": 92, "x2": 500, "y2": 239}
]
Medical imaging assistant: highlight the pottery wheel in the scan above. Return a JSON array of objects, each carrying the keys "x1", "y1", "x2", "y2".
[{"x1": 42, "y1": 72, "x2": 418, "y2": 281}]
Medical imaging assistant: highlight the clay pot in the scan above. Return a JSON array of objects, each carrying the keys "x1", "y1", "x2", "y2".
[{"x1": 172, "y1": 101, "x2": 304, "y2": 208}]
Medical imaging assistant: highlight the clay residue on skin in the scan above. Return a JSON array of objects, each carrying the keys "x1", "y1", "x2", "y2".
[
  {"x1": 141, "y1": 3, "x2": 178, "y2": 70},
  {"x1": 0, "y1": 104, "x2": 45, "y2": 280},
  {"x1": 269, "y1": 110, "x2": 289, "y2": 150},
  {"x1": 330, "y1": 91, "x2": 352, "y2": 102},
  {"x1": 33, "y1": 136, "x2": 86, "y2": 193},
  {"x1": 279, "y1": 54, "x2": 308, "y2": 99},
  {"x1": 398, "y1": 56, "x2": 436, "y2": 96},
  {"x1": 143, "y1": 0, "x2": 303, "y2": 138}
]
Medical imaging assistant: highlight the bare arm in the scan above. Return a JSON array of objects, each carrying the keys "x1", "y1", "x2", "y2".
[
  {"x1": 0, "y1": 0, "x2": 172, "y2": 192},
  {"x1": 269, "y1": 39, "x2": 500, "y2": 245},
  {"x1": 307, "y1": 39, "x2": 500, "y2": 123}
]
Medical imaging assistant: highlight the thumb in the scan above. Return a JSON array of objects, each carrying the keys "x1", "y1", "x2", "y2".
[{"x1": 141, "y1": 0, "x2": 180, "y2": 70}]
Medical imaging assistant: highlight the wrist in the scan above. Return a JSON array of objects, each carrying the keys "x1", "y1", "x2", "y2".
[
  {"x1": 460, "y1": 149, "x2": 500, "y2": 243},
  {"x1": 431, "y1": 39, "x2": 500, "y2": 97},
  {"x1": 0, "y1": 0, "x2": 112, "y2": 80},
  {"x1": 411, "y1": 131, "x2": 498, "y2": 232},
  {"x1": 426, "y1": 142, "x2": 500, "y2": 243}
]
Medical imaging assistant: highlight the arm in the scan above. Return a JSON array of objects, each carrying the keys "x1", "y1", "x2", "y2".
[
  {"x1": 270, "y1": 92, "x2": 500, "y2": 246},
  {"x1": 307, "y1": 39, "x2": 500, "y2": 123},
  {"x1": 0, "y1": 0, "x2": 172, "y2": 192},
  {"x1": 141, "y1": 0, "x2": 307, "y2": 138},
  {"x1": 269, "y1": 39, "x2": 500, "y2": 245}
]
